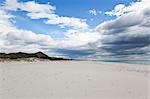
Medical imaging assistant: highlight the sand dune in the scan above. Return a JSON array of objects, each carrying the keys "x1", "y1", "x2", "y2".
[{"x1": 0, "y1": 61, "x2": 149, "y2": 99}]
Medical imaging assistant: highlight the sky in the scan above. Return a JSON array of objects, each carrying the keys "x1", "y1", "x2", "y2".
[{"x1": 0, "y1": 0, "x2": 150, "y2": 60}]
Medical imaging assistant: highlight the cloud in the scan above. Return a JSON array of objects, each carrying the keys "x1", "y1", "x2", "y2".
[
  {"x1": 96, "y1": 12, "x2": 143, "y2": 34},
  {"x1": 1, "y1": 0, "x2": 150, "y2": 60},
  {"x1": 4, "y1": 0, "x2": 88, "y2": 29},
  {"x1": 52, "y1": 48, "x2": 95, "y2": 59},
  {"x1": 96, "y1": 0, "x2": 150, "y2": 59},
  {"x1": 89, "y1": 9, "x2": 102, "y2": 16},
  {"x1": 0, "y1": 1, "x2": 101, "y2": 56},
  {"x1": 89, "y1": 9, "x2": 97, "y2": 16},
  {"x1": 105, "y1": 4, "x2": 125, "y2": 17},
  {"x1": 105, "y1": 0, "x2": 150, "y2": 17},
  {"x1": 0, "y1": 9, "x2": 56, "y2": 53},
  {"x1": 58, "y1": 29, "x2": 101, "y2": 48},
  {"x1": 45, "y1": 17, "x2": 88, "y2": 29}
]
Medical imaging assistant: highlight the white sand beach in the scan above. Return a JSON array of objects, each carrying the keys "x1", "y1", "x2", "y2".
[{"x1": 0, "y1": 61, "x2": 149, "y2": 99}]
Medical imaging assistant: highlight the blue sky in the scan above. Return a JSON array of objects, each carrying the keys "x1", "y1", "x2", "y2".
[
  {"x1": 1, "y1": 0, "x2": 137, "y2": 34},
  {"x1": 0, "y1": 0, "x2": 150, "y2": 60}
]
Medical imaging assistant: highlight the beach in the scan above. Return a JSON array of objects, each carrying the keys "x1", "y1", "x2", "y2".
[{"x1": 0, "y1": 61, "x2": 149, "y2": 99}]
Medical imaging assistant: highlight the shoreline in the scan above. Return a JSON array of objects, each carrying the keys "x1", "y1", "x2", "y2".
[{"x1": 1, "y1": 58, "x2": 150, "y2": 66}]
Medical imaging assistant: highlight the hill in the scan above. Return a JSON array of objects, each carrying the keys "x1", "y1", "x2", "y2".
[{"x1": 0, "y1": 51, "x2": 71, "y2": 61}]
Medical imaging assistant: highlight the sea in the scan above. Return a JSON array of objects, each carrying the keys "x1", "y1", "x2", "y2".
[{"x1": 97, "y1": 60, "x2": 150, "y2": 65}]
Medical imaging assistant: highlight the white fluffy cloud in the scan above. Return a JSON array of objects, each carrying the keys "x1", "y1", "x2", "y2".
[
  {"x1": 105, "y1": 0, "x2": 150, "y2": 17},
  {"x1": 0, "y1": 9, "x2": 56, "y2": 53},
  {"x1": 4, "y1": 0, "x2": 88, "y2": 29},
  {"x1": 105, "y1": 4, "x2": 125, "y2": 17},
  {"x1": 59, "y1": 29, "x2": 101, "y2": 48}
]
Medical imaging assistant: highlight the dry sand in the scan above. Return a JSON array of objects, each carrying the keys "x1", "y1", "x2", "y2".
[{"x1": 0, "y1": 61, "x2": 149, "y2": 99}]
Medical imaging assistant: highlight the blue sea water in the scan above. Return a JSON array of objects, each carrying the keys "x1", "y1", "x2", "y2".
[{"x1": 97, "y1": 60, "x2": 150, "y2": 65}]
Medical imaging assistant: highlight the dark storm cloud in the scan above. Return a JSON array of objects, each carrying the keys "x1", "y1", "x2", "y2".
[
  {"x1": 95, "y1": 1, "x2": 150, "y2": 59},
  {"x1": 102, "y1": 34, "x2": 150, "y2": 45},
  {"x1": 51, "y1": 48, "x2": 95, "y2": 59},
  {"x1": 99, "y1": 29, "x2": 150, "y2": 58},
  {"x1": 96, "y1": 13, "x2": 143, "y2": 35}
]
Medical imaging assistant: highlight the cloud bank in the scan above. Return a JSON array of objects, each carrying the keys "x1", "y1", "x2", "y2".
[{"x1": 96, "y1": 0, "x2": 150, "y2": 60}]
